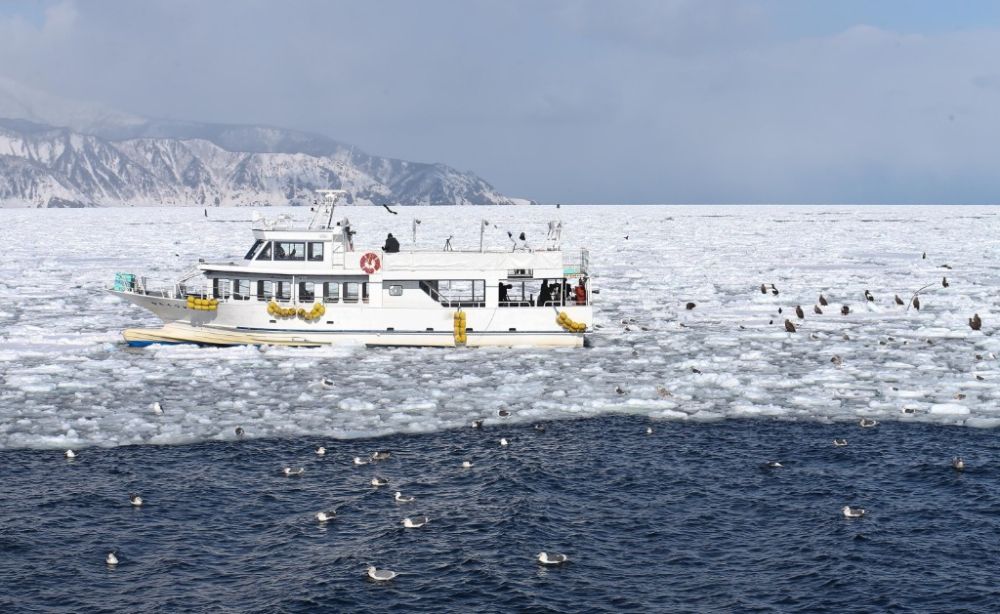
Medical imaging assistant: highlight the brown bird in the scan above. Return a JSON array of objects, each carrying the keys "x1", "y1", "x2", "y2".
[
  {"x1": 784, "y1": 319, "x2": 797, "y2": 333},
  {"x1": 760, "y1": 284, "x2": 767, "y2": 294},
  {"x1": 819, "y1": 294, "x2": 829, "y2": 306},
  {"x1": 970, "y1": 313, "x2": 982, "y2": 331},
  {"x1": 942, "y1": 277, "x2": 949, "y2": 288},
  {"x1": 814, "y1": 305, "x2": 823, "y2": 314},
  {"x1": 685, "y1": 302, "x2": 696, "y2": 310},
  {"x1": 912, "y1": 296, "x2": 921, "y2": 310},
  {"x1": 795, "y1": 305, "x2": 805, "y2": 319},
  {"x1": 841, "y1": 305, "x2": 850, "y2": 316},
  {"x1": 894, "y1": 294, "x2": 904, "y2": 305}
]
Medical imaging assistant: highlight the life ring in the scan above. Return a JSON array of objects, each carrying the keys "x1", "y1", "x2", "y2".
[{"x1": 360, "y1": 252, "x2": 381, "y2": 274}]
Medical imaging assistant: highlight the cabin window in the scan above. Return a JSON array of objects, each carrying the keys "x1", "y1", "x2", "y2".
[
  {"x1": 499, "y1": 278, "x2": 567, "y2": 307},
  {"x1": 232, "y1": 279, "x2": 251, "y2": 300},
  {"x1": 299, "y1": 281, "x2": 315, "y2": 302},
  {"x1": 212, "y1": 278, "x2": 230, "y2": 299},
  {"x1": 244, "y1": 240, "x2": 264, "y2": 260},
  {"x1": 388, "y1": 285, "x2": 403, "y2": 297},
  {"x1": 274, "y1": 242, "x2": 305, "y2": 261},
  {"x1": 308, "y1": 242, "x2": 324, "y2": 262},
  {"x1": 323, "y1": 282, "x2": 340, "y2": 303},
  {"x1": 344, "y1": 282, "x2": 360, "y2": 303},
  {"x1": 256, "y1": 242, "x2": 273, "y2": 260},
  {"x1": 276, "y1": 281, "x2": 291, "y2": 302},
  {"x1": 257, "y1": 280, "x2": 274, "y2": 301}
]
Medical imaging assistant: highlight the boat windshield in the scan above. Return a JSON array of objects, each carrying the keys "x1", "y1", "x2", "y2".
[{"x1": 244, "y1": 240, "x2": 264, "y2": 260}]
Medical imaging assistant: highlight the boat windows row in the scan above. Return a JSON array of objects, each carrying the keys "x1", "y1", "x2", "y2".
[
  {"x1": 244, "y1": 239, "x2": 325, "y2": 262},
  {"x1": 214, "y1": 278, "x2": 368, "y2": 304}
]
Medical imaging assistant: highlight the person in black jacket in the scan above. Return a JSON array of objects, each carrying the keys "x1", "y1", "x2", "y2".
[{"x1": 383, "y1": 233, "x2": 400, "y2": 253}]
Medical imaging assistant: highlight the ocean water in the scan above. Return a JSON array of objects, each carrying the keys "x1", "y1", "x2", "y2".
[{"x1": 1, "y1": 204, "x2": 999, "y2": 610}]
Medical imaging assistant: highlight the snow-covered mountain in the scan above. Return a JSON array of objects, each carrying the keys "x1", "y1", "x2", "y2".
[{"x1": 0, "y1": 78, "x2": 521, "y2": 208}]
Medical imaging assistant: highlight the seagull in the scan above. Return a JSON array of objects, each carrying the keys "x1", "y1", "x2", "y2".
[
  {"x1": 499, "y1": 438, "x2": 509, "y2": 447},
  {"x1": 316, "y1": 446, "x2": 326, "y2": 456},
  {"x1": 371, "y1": 476, "x2": 389, "y2": 487},
  {"x1": 371, "y1": 451, "x2": 391, "y2": 461},
  {"x1": 65, "y1": 449, "x2": 76, "y2": 459},
  {"x1": 859, "y1": 418, "x2": 878, "y2": 428},
  {"x1": 394, "y1": 491, "x2": 414, "y2": 503},
  {"x1": 402, "y1": 516, "x2": 428, "y2": 528},
  {"x1": 952, "y1": 457, "x2": 965, "y2": 472},
  {"x1": 462, "y1": 460, "x2": 473, "y2": 468},
  {"x1": 283, "y1": 467, "x2": 305, "y2": 477},
  {"x1": 646, "y1": 426, "x2": 653, "y2": 435},
  {"x1": 106, "y1": 552, "x2": 119, "y2": 566},
  {"x1": 316, "y1": 511, "x2": 336, "y2": 522},
  {"x1": 537, "y1": 552, "x2": 569, "y2": 566},
  {"x1": 760, "y1": 284, "x2": 767, "y2": 294},
  {"x1": 842, "y1": 506, "x2": 866, "y2": 518},
  {"x1": 320, "y1": 378, "x2": 334, "y2": 389},
  {"x1": 235, "y1": 426, "x2": 245, "y2": 439},
  {"x1": 763, "y1": 461, "x2": 783, "y2": 469},
  {"x1": 367, "y1": 566, "x2": 397, "y2": 582},
  {"x1": 901, "y1": 407, "x2": 916, "y2": 415},
  {"x1": 497, "y1": 409, "x2": 511, "y2": 418},
  {"x1": 151, "y1": 401, "x2": 163, "y2": 415},
  {"x1": 832, "y1": 439, "x2": 848, "y2": 447},
  {"x1": 471, "y1": 420, "x2": 484, "y2": 429},
  {"x1": 353, "y1": 456, "x2": 369, "y2": 466},
  {"x1": 534, "y1": 423, "x2": 546, "y2": 433},
  {"x1": 129, "y1": 494, "x2": 143, "y2": 507}
]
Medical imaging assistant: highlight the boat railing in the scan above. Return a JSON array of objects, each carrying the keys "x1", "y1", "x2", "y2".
[
  {"x1": 562, "y1": 248, "x2": 589, "y2": 277},
  {"x1": 418, "y1": 280, "x2": 485, "y2": 308}
]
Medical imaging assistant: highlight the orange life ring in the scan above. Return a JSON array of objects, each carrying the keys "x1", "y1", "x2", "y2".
[{"x1": 360, "y1": 252, "x2": 382, "y2": 274}]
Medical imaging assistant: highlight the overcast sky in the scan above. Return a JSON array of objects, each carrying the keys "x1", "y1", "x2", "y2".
[{"x1": 2, "y1": 0, "x2": 1000, "y2": 204}]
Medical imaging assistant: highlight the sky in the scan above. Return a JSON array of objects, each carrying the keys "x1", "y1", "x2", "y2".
[{"x1": 2, "y1": 0, "x2": 1000, "y2": 204}]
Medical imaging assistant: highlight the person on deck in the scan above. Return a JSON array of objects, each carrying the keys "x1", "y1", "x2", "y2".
[
  {"x1": 537, "y1": 280, "x2": 552, "y2": 306},
  {"x1": 383, "y1": 233, "x2": 400, "y2": 253},
  {"x1": 498, "y1": 282, "x2": 511, "y2": 304}
]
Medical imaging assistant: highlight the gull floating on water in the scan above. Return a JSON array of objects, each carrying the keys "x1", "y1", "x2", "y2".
[
  {"x1": 106, "y1": 552, "x2": 119, "y2": 566},
  {"x1": 763, "y1": 461, "x2": 783, "y2": 469},
  {"x1": 842, "y1": 506, "x2": 866, "y2": 518},
  {"x1": 462, "y1": 460, "x2": 473, "y2": 468},
  {"x1": 283, "y1": 467, "x2": 305, "y2": 477},
  {"x1": 394, "y1": 491, "x2": 414, "y2": 503},
  {"x1": 367, "y1": 566, "x2": 397, "y2": 582},
  {"x1": 537, "y1": 552, "x2": 569, "y2": 566},
  {"x1": 371, "y1": 476, "x2": 389, "y2": 487},
  {"x1": 833, "y1": 439, "x2": 848, "y2": 447},
  {"x1": 151, "y1": 402, "x2": 163, "y2": 415},
  {"x1": 320, "y1": 378, "x2": 334, "y2": 389},
  {"x1": 402, "y1": 516, "x2": 428, "y2": 528},
  {"x1": 498, "y1": 409, "x2": 511, "y2": 418},
  {"x1": 316, "y1": 511, "x2": 336, "y2": 522},
  {"x1": 129, "y1": 494, "x2": 143, "y2": 507},
  {"x1": 64, "y1": 449, "x2": 76, "y2": 459},
  {"x1": 316, "y1": 446, "x2": 326, "y2": 456},
  {"x1": 499, "y1": 438, "x2": 509, "y2": 447},
  {"x1": 371, "y1": 451, "x2": 391, "y2": 461},
  {"x1": 646, "y1": 426, "x2": 653, "y2": 435},
  {"x1": 859, "y1": 418, "x2": 878, "y2": 428},
  {"x1": 952, "y1": 457, "x2": 965, "y2": 472},
  {"x1": 353, "y1": 456, "x2": 368, "y2": 466}
]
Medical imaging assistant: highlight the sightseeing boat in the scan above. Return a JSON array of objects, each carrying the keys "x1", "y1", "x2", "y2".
[{"x1": 109, "y1": 192, "x2": 593, "y2": 348}]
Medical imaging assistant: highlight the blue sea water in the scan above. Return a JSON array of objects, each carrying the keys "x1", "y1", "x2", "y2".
[{"x1": 1, "y1": 416, "x2": 998, "y2": 613}]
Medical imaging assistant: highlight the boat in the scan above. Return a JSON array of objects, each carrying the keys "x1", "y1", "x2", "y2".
[{"x1": 109, "y1": 192, "x2": 593, "y2": 348}]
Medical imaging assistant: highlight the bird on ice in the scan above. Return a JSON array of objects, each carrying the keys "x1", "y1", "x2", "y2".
[
  {"x1": 283, "y1": 467, "x2": 305, "y2": 477},
  {"x1": 129, "y1": 494, "x2": 143, "y2": 507},
  {"x1": 970, "y1": 314, "x2": 982, "y2": 331},
  {"x1": 795, "y1": 305, "x2": 805, "y2": 319},
  {"x1": 537, "y1": 552, "x2": 569, "y2": 566},
  {"x1": 316, "y1": 511, "x2": 336, "y2": 522},
  {"x1": 864, "y1": 290, "x2": 875, "y2": 302},
  {"x1": 402, "y1": 516, "x2": 428, "y2": 528},
  {"x1": 235, "y1": 426, "x2": 245, "y2": 439},
  {"x1": 497, "y1": 409, "x2": 511, "y2": 418},
  {"x1": 315, "y1": 446, "x2": 326, "y2": 456},
  {"x1": 819, "y1": 294, "x2": 829, "y2": 306},
  {"x1": 471, "y1": 420, "x2": 484, "y2": 429},
  {"x1": 151, "y1": 402, "x2": 163, "y2": 415},
  {"x1": 319, "y1": 378, "x2": 334, "y2": 389},
  {"x1": 394, "y1": 491, "x2": 414, "y2": 503},
  {"x1": 371, "y1": 476, "x2": 389, "y2": 487},
  {"x1": 842, "y1": 506, "x2": 866, "y2": 518},
  {"x1": 367, "y1": 566, "x2": 397, "y2": 581}
]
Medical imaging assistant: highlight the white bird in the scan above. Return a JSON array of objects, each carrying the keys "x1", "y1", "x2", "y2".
[
  {"x1": 646, "y1": 426, "x2": 653, "y2": 435},
  {"x1": 537, "y1": 552, "x2": 568, "y2": 566},
  {"x1": 315, "y1": 446, "x2": 326, "y2": 456},
  {"x1": 316, "y1": 511, "x2": 336, "y2": 522},
  {"x1": 499, "y1": 438, "x2": 509, "y2": 447},
  {"x1": 763, "y1": 461, "x2": 783, "y2": 469},
  {"x1": 371, "y1": 451, "x2": 391, "y2": 461},
  {"x1": 320, "y1": 378, "x2": 334, "y2": 389},
  {"x1": 952, "y1": 457, "x2": 965, "y2": 471},
  {"x1": 367, "y1": 566, "x2": 397, "y2": 581},
  {"x1": 402, "y1": 516, "x2": 428, "y2": 528},
  {"x1": 371, "y1": 476, "x2": 389, "y2": 487},
  {"x1": 129, "y1": 494, "x2": 143, "y2": 507},
  {"x1": 462, "y1": 460, "x2": 473, "y2": 468},
  {"x1": 353, "y1": 456, "x2": 369, "y2": 466},
  {"x1": 283, "y1": 467, "x2": 305, "y2": 477},
  {"x1": 64, "y1": 449, "x2": 76, "y2": 459},
  {"x1": 151, "y1": 401, "x2": 163, "y2": 415},
  {"x1": 394, "y1": 491, "x2": 414, "y2": 503},
  {"x1": 842, "y1": 505, "x2": 866, "y2": 518},
  {"x1": 106, "y1": 552, "x2": 119, "y2": 566},
  {"x1": 833, "y1": 439, "x2": 848, "y2": 447},
  {"x1": 471, "y1": 420, "x2": 484, "y2": 429},
  {"x1": 859, "y1": 418, "x2": 878, "y2": 428}
]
